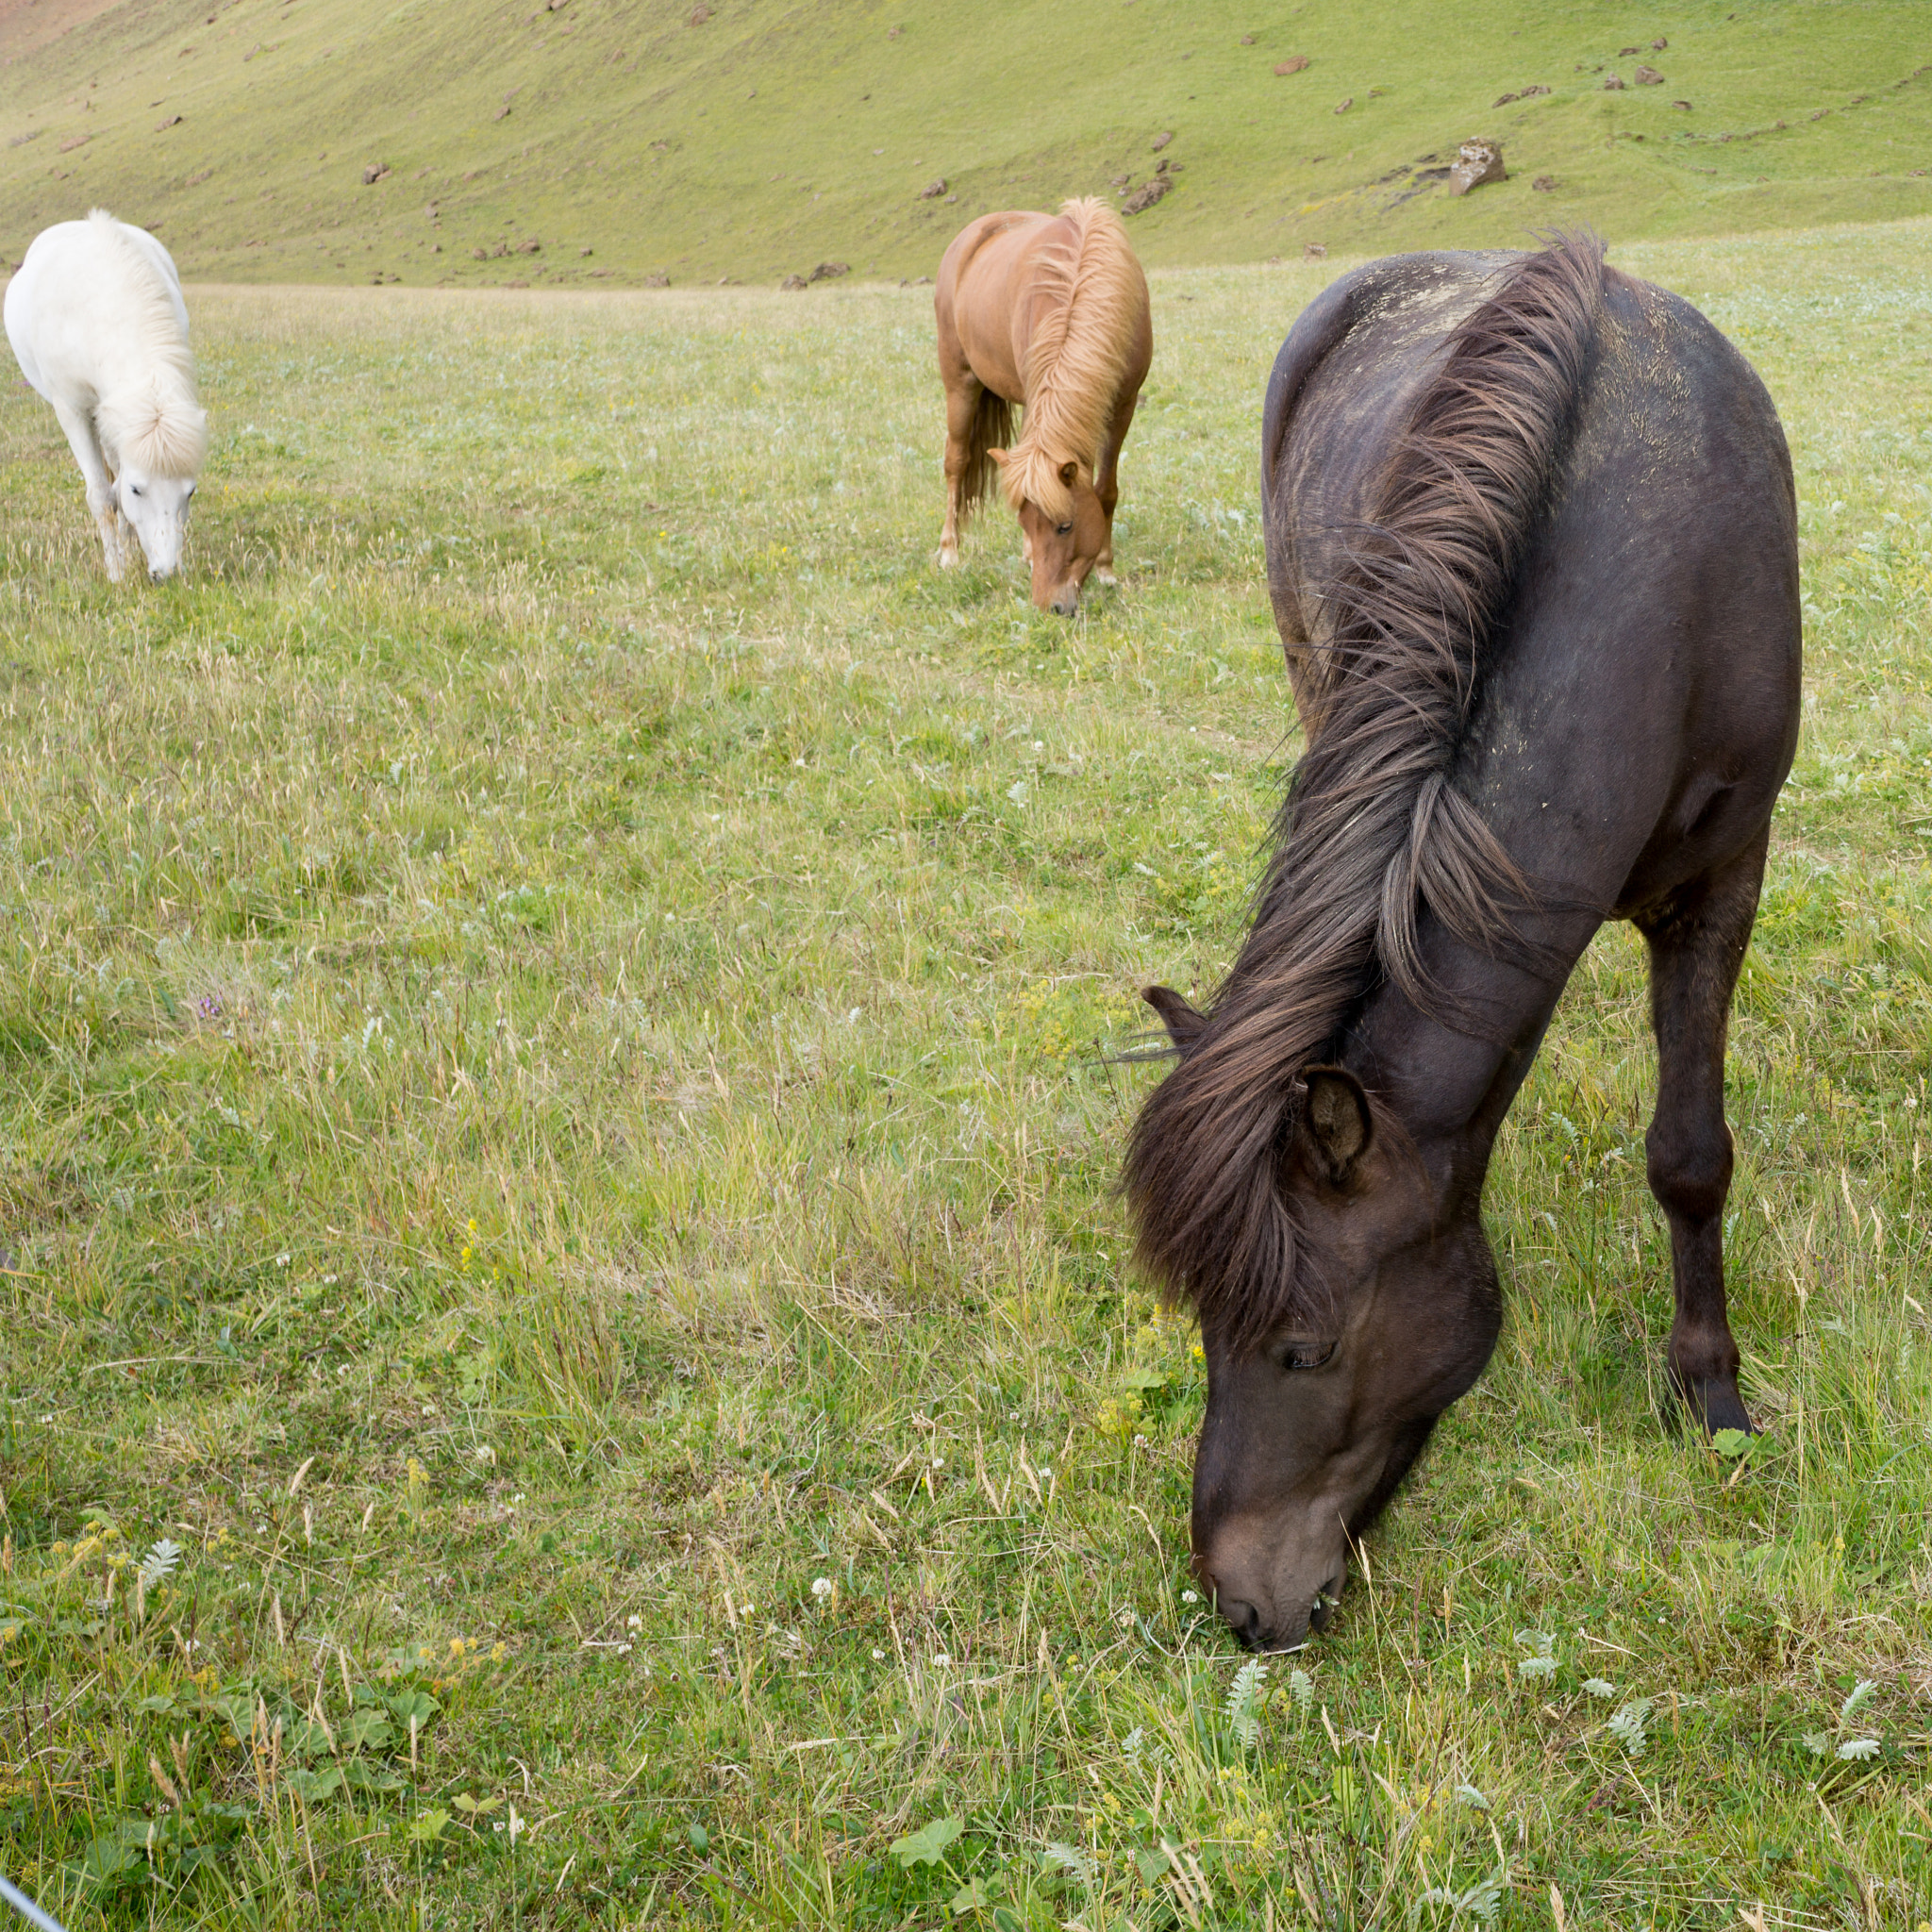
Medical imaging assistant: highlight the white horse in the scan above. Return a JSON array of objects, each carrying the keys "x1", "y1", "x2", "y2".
[{"x1": 5, "y1": 209, "x2": 208, "y2": 583}]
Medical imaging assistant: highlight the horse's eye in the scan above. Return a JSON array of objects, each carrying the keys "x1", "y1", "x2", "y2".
[
  {"x1": 1279, "y1": 1340, "x2": 1337, "y2": 1373},
  {"x1": 1055, "y1": 522, "x2": 1073, "y2": 536},
  {"x1": 129, "y1": 484, "x2": 143, "y2": 497}
]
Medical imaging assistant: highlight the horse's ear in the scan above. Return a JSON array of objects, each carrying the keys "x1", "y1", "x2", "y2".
[
  {"x1": 1058, "y1": 459, "x2": 1077, "y2": 488},
  {"x1": 1298, "y1": 1066, "x2": 1373, "y2": 1184},
  {"x1": 987, "y1": 447, "x2": 1010, "y2": 468},
  {"x1": 1143, "y1": 985, "x2": 1208, "y2": 1053}
]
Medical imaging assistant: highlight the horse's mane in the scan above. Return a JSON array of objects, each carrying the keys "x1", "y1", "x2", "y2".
[
  {"x1": 1124, "y1": 233, "x2": 1607, "y2": 1352},
  {"x1": 1002, "y1": 197, "x2": 1142, "y2": 522},
  {"x1": 87, "y1": 208, "x2": 207, "y2": 477}
]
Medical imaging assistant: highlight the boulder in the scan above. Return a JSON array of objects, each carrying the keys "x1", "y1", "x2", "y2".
[
  {"x1": 1151, "y1": 130, "x2": 1174, "y2": 152},
  {"x1": 1274, "y1": 55, "x2": 1308, "y2": 75},
  {"x1": 918, "y1": 177, "x2": 947, "y2": 199},
  {"x1": 1303, "y1": 242, "x2": 1327, "y2": 258},
  {"x1": 808, "y1": 260, "x2": 850, "y2": 282},
  {"x1": 1335, "y1": 96, "x2": 1353, "y2": 113},
  {"x1": 361, "y1": 161, "x2": 390, "y2": 184},
  {"x1": 1603, "y1": 73, "x2": 1625, "y2": 91},
  {"x1": 642, "y1": 272, "x2": 670, "y2": 287},
  {"x1": 1121, "y1": 175, "x2": 1173, "y2": 214},
  {"x1": 1634, "y1": 64, "x2": 1664, "y2": 85},
  {"x1": 1532, "y1": 174, "x2": 1556, "y2": 192},
  {"x1": 780, "y1": 274, "x2": 808, "y2": 291},
  {"x1": 1447, "y1": 139, "x2": 1507, "y2": 194}
]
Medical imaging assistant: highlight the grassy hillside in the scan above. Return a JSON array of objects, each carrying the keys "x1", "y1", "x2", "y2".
[
  {"x1": 1, "y1": 0, "x2": 1930, "y2": 289},
  {"x1": 0, "y1": 219, "x2": 1929, "y2": 1925}
]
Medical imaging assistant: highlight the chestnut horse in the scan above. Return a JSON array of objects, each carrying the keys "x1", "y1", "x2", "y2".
[
  {"x1": 1126, "y1": 236, "x2": 1800, "y2": 1652},
  {"x1": 934, "y1": 197, "x2": 1151, "y2": 614}
]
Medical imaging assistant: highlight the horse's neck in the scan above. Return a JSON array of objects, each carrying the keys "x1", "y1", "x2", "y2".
[
  {"x1": 95, "y1": 340, "x2": 196, "y2": 431},
  {"x1": 1346, "y1": 917, "x2": 1589, "y2": 1189}
]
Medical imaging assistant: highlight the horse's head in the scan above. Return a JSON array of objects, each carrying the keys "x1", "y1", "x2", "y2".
[
  {"x1": 1143, "y1": 987, "x2": 1502, "y2": 1653},
  {"x1": 115, "y1": 465, "x2": 198, "y2": 582},
  {"x1": 99, "y1": 384, "x2": 207, "y2": 584},
  {"x1": 989, "y1": 450, "x2": 1107, "y2": 616}
]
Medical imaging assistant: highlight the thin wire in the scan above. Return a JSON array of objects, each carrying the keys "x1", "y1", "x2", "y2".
[{"x1": 0, "y1": 1874, "x2": 66, "y2": 1932}]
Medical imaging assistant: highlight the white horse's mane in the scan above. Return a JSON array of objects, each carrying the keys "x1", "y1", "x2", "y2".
[{"x1": 88, "y1": 208, "x2": 207, "y2": 477}]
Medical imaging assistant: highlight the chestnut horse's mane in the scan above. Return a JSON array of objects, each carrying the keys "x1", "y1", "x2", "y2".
[
  {"x1": 1124, "y1": 233, "x2": 1608, "y2": 1351},
  {"x1": 1002, "y1": 197, "x2": 1142, "y2": 523}
]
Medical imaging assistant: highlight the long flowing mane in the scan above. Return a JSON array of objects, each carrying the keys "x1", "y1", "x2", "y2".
[
  {"x1": 1002, "y1": 197, "x2": 1142, "y2": 523},
  {"x1": 1124, "y1": 234, "x2": 1607, "y2": 1350},
  {"x1": 88, "y1": 208, "x2": 207, "y2": 477}
]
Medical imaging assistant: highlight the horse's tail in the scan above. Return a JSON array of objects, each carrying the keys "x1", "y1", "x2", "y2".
[{"x1": 959, "y1": 388, "x2": 1014, "y2": 522}]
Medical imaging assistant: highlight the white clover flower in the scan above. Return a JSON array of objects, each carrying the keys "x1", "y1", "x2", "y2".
[
  {"x1": 811, "y1": 1577, "x2": 833, "y2": 1600},
  {"x1": 933, "y1": 1652, "x2": 951, "y2": 1668},
  {"x1": 626, "y1": 1614, "x2": 642, "y2": 1630},
  {"x1": 1181, "y1": 1590, "x2": 1200, "y2": 1605},
  {"x1": 872, "y1": 1648, "x2": 886, "y2": 1661}
]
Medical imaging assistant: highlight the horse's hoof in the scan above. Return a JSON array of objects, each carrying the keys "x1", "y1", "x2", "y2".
[
  {"x1": 936, "y1": 546, "x2": 958, "y2": 570},
  {"x1": 1669, "y1": 1371, "x2": 1753, "y2": 1439},
  {"x1": 1094, "y1": 567, "x2": 1118, "y2": 587}
]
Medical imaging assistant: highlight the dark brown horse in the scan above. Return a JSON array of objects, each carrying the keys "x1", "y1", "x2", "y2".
[
  {"x1": 933, "y1": 197, "x2": 1152, "y2": 614},
  {"x1": 1126, "y1": 236, "x2": 1800, "y2": 1652}
]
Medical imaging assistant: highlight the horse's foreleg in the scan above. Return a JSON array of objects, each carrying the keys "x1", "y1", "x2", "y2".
[
  {"x1": 1637, "y1": 826, "x2": 1768, "y2": 1437},
  {"x1": 52, "y1": 401, "x2": 125, "y2": 582},
  {"x1": 1092, "y1": 388, "x2": 1141, "y2": 586}
]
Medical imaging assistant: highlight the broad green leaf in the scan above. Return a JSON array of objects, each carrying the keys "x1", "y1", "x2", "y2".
[
  {"x1": 388, "y1": 1690, "x2": 441, "y2": 1728},
  {"x1": 890, "y1": 1814, "x2": 963, "y2": 1868}
]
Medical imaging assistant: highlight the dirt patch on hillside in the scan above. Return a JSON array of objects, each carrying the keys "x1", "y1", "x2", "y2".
[{"x1": 0, "y1": 0, "x2": 128, "y2": 62}]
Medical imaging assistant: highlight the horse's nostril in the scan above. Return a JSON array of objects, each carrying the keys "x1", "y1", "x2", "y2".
[{"x1": 1219, "y1": 1597, "x2": 1263, "y2": 1642}]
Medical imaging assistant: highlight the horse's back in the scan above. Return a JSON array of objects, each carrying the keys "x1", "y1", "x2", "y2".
[
  {"x1": 5, "y1": 215, "x2": 189, "y2": 403},
  {"x1": 935, "y1": 211, "x2": 1059, "y2": 397},
  {"x1": 1264, "y1": 253, "x2": 1533, "y2": 647},
  {"x1": 1263, "y1": 242, "x2": 1799, "y2": 914}
]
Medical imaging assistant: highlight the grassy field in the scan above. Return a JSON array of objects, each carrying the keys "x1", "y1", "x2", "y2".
[
  {"x1": 0, "y1": 220, "x2": 1930, "y2": 1928},
  {"x1": 2, "y1": 0, "x2": 1932, "y2": 289}
]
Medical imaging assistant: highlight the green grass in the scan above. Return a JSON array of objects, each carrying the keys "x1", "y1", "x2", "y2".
[
  {"x1": 2, "y1": 0, "x2": 1931, "y2": 288},
  {"x1": 0, "y1": 220, "x2": 1930, "y2": 1926}
]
